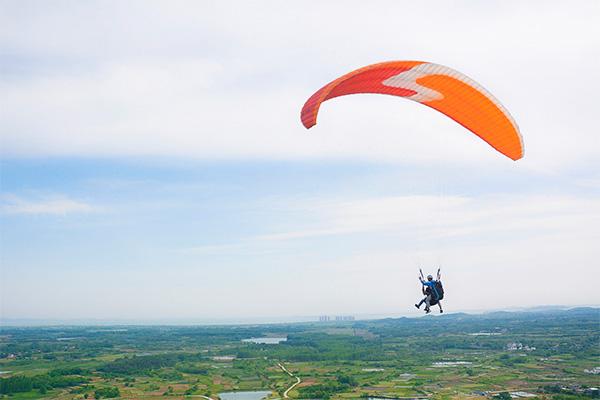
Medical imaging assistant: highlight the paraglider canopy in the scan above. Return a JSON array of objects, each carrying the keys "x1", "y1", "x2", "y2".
[{"x1": 301, "y1": 61, "x2": 523, "y2": 161}]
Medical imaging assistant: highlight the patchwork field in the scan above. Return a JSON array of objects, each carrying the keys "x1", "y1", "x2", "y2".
[{"x1": 1, "y1": 308, "x2": 598, "y2": 400}]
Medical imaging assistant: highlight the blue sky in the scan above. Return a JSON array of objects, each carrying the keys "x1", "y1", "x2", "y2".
[{"x1": 1, "y1": 1, "x2": 599, "y2": 322}]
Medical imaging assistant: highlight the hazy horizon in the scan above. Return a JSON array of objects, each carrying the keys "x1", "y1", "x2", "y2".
[{"x1": 2, "y1": 304, "x2": 598, "y2": 328}]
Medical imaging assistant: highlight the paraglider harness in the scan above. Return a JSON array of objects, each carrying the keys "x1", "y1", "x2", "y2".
[{"x1": 420, "y1": 268, "x2": 444, "y2": 305}]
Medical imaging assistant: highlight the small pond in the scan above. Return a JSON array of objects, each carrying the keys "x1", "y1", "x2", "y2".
[
  {"x1": 242, "y1": 337, "x2": 287, "y2": 344},
  {"x1": 219, "y1": 391, "x2": 272, "y2": 400}
]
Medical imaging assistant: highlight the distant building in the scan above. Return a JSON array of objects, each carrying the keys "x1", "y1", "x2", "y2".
[
  {"x1": 212, "y1": 356, "x2": 236, "y2": 362},
  {"x1": 506, "y1": 342, "x2": 536, "y2": 351},
  {"x1": 319, "y1": 315, "x2": 354, "y2": 322}
]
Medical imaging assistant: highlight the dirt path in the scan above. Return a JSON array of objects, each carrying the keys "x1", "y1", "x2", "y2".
[{"x1": 278, "y1": 362, "x2": 301, "y2": 399}]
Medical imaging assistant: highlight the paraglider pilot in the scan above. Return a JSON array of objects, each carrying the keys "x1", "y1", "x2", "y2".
[{"x1": 415, "y1": 269, "x2": 443, "y2": 314}]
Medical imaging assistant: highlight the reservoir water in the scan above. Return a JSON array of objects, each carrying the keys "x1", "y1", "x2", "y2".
[
  {"x1": 242, "y1": 337, "x2": 287, "y2": 344},
  {"x1": 219, "y1": 391, "x2": 272, "y2": 400}
]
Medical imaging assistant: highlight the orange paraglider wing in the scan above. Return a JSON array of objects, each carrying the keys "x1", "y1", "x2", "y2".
[{"x1": 301, "y1": 61, "x2": 523, "y2": 161}]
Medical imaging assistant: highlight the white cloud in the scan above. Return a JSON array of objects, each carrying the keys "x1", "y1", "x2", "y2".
[
  {"x1": 0, "y1": 194, "x2": 96, "y2": 215},
  {"x1": 1, "y1": 1, "x2": 599, "y2": 171},
  {"x1": 3, "y1": 191, "x2": 598, "y2": 319},
  {"x1": 575, "y1": 178, "x2": 600, "y2": 189},
  {"x1": 252, "y1": 193, "x2": 600, "y2": 243}
]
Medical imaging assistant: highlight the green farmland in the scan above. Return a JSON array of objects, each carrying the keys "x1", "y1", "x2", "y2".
[{"x1": 1, "y1": 308, "x2": 598, "y2": 400}]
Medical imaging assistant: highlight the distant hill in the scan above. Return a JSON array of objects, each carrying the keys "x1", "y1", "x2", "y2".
[
  {"x1": 350, "y1": 306, "x2": 600, "y2": 338},
  {"x1": 1, "y1": 306, "x2": 598, "y2": 328}
]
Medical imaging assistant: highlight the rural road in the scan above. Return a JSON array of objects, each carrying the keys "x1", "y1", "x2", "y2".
[{"x1": 278, "y1": 362, "x2": 301, "y2": 399}]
